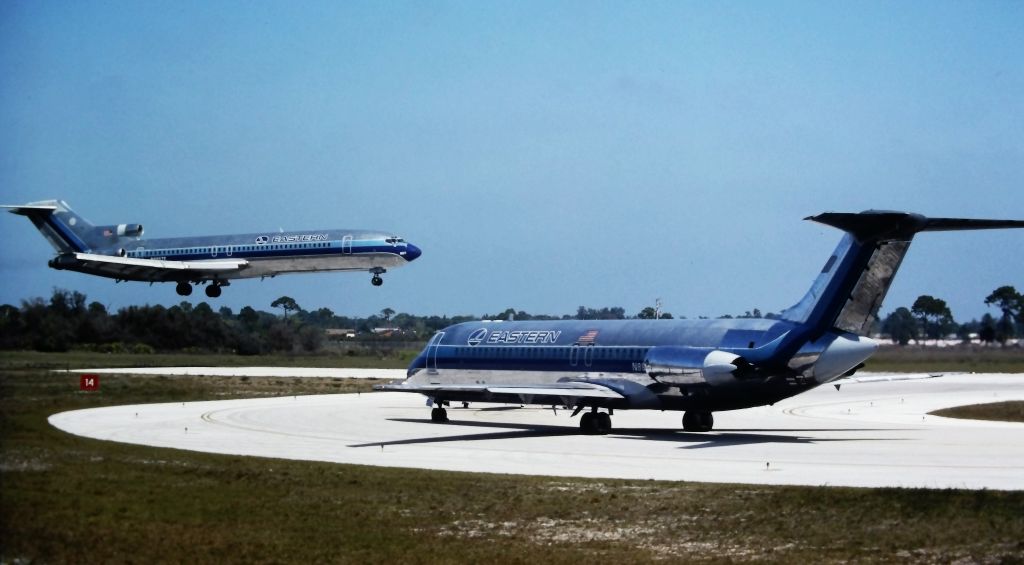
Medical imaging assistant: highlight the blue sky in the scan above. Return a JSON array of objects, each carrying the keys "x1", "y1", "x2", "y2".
[{"x1": 1, "y1": 1, "x2": 1021, "y2": 322}]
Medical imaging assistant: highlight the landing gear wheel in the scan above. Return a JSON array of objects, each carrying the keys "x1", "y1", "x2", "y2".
[
  {"x1": 580, "y1": 411, "x2": 611, "y2": 435},
  {"x1": 205, "y1": 284, "x2": 222, "y2": 298},
  {"x1": 580, "y1": 412, "x2": 596, "y2": 434},
  {"x1": 683, "y1": 411, "x2": 714, "y2": 432},
  {"x1": 371, "y1": 275, "x2": 383, "y2": 286},
  {"x1": 430, "y1": 407, "x2": 448, "y2": 423},
  {"x1": 175, "y1": 282, "x2": 193, "y2": 296}
]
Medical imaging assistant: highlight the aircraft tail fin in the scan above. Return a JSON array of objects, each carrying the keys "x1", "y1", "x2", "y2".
[
  {"x1": 780, "y1": 210, "x2": 1024, "y2": 337},
  {"x1": 2, "y1": 200, "x2": 98, "y2": 253}
]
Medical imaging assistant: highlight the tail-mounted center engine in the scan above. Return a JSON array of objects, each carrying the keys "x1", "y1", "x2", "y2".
[
  {"x1": 94, "y1": 224, "x2": 144, "y2": 239},
  {"x1": 644, "y1": 346, "x2": 755, "y2": 386}
]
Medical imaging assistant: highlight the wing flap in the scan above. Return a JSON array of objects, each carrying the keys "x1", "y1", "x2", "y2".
[
  {"x1": 54, "y1": 252, "x2": 249, "y2": 282},
  {"x1": 376, "y1": 381, "x2": 624, "y2": 400},
  {"x1": 488, "y1": 386, "x2": 623, "y2": 398}
]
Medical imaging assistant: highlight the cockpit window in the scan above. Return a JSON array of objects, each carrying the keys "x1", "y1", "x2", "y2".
[{"x1": 385, "y1": 237, "x2": 405, "y2": 245}]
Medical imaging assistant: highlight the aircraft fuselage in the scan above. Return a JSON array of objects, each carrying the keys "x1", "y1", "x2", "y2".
[{"x1": 405, "y1": 318, "x2": 877, "y2": 412}]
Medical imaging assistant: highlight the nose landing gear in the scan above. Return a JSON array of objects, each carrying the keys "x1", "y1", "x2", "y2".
[{"x1": 370, "y1": 267, "x2": 386, "y2": 286}]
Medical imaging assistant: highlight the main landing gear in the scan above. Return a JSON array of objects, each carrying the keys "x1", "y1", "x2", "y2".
[
  {"x1": 175, "y1": 281, "x2": 226, "y2": 298},
  {"x1": 370, "y1": 267, "x2": 386, "y2": 286},
  {"x1": 682, "y1": 411, "x2": 714, "y2": 432},
  {"x1": 579, "y1": 408, "x2": 612, "y2": 435},
  {"x1": 430, "y1": 407, "x2": 448, "y2": 422}
]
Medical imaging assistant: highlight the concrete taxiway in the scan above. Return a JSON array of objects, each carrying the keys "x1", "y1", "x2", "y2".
[
  {"x1": 50, "y1": 373, "x2": 1024, "y2": 490},
  {"x1": 69, "y1": 367, "x2": 397, "y2": 379}
]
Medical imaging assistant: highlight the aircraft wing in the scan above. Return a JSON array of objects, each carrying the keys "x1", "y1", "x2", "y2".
[
  {"x1": 376, "y1": 381, "x2": 625, "y2": 404},
  {"x1": 831, "y1": 372, "x2": 948, "y2": 390},
  {"x1": 51, "y1": 252, "x2": 249, "y2": 282}
]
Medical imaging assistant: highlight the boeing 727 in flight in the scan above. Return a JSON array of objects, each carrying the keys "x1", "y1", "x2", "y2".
[
  {"x1": 379, "y1": 210, "x2": 1023, "y2": 434},
  {"x1": 3, "y1": 199, "x2": 421, "y2": 297}
]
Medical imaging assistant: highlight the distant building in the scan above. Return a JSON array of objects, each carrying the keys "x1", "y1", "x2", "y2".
[{"x1": 324, "y1": 329, "x2": 356, "y2": 340}]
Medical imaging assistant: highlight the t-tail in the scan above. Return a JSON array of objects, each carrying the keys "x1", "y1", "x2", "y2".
[
  {"x1": 777, "y1": 210, "x2": 1024, "y2": 359},
  {"x1": 2, "y1": 200, "x2": 144, "y2": 254}
]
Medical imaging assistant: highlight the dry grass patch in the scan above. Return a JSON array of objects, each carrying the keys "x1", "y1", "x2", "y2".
[
  {"x1": 869, "y1": 345, "x2": 1024, "y2": 373},
  {"x1": 931, "y1": 400, "x2": 1024, "y2": 423}
]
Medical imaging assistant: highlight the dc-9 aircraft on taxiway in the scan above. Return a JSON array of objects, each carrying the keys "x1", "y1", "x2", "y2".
[{"x1": 379, "y1": 210, "x2": 1023, "y2": 434}]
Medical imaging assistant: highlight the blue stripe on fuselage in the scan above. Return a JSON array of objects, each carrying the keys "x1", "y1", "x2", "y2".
[
  {"x1": 412, "y1": 319, "x2": 796, "y2": 375},
  {"x1": 112, "y1": 233, "x2": 414, "y2": 262},
  {"x1": 440, "y1": 319, "x2": 791, "y2": 349},
  {"x1": 429, "y1": 344, "x2": 649, "y2": 374}
]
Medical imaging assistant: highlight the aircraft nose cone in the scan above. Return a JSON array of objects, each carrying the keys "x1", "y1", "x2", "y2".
[{"x1": 405, "y1": 243, "x2": 422, "y2": 261}]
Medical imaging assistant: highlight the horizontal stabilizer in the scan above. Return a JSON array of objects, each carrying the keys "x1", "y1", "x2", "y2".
[
  {"x1": 1, "y1": 204, "x2": 59, "y2": 215},
  {"x1": 919, "y1": 217, "x2": 1024, "y2": 232},
  {"x1": 807, "y1": 211, "x2": 1024, "y2": 243}
]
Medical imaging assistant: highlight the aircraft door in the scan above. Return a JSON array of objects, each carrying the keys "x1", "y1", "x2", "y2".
[
  {"x1": 342, "y1": 235, "x2": 353, "y2": 254},
  {"x1": 570, "y1": 345, "x2": 579, "y2": 367},
  {"x1": 584, "y1": 345, "x2": 594, "y2": 367},
  {"x1": 427, "y1": 332, "x2": 445, "y2": 374}
]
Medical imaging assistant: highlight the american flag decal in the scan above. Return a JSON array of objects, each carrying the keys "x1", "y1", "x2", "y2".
[{"x1": 576, "y1": 330, "x2": 599, "y2": 344}]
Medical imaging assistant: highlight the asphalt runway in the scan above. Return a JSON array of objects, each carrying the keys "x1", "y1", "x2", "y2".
[{"x1": 50, "y1": 372, "x2": 1024, "y2": 490}]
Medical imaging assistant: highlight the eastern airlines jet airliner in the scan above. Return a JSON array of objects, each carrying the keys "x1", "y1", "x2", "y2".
[
  {"x1": 3, "y1": 199, "x2": 421, "y2": 297},
  {"x1": 379, "y1": 210, "x2": 1023, "y2": 434}
]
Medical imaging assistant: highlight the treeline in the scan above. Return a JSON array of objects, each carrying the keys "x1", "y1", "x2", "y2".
[
  {"x1": 881, "y1": 286, "x2": 1024, "y2": 345},
  {"x1": 0, "y1": 290, "x2": 327, "y2": 354},
  {"x1": 0, "y1": 290, "x2": 498, "y2": 354},
  {"x1": 0, "y1": 289, "x2": 671, "y2": 354},
  {"x1": 1, "y1": 286, "x2": 1020, "y2": 354}
]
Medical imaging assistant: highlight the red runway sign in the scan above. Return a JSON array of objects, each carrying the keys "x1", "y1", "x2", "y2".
[{"x1": 80, "y1": 374, "x2": 100, "y2": 391}]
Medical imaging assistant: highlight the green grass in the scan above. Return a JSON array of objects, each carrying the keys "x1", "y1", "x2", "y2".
[
  {"x1": 0, "y1": 348, "x2": 419, "y2": 371},
  {"x1": 867, "y1": 345, "x2": 1024, "y2": 373},
  {"x1": 2, "y1": 356, "x2": 1024, "y2": 563},
  {"x1": 931, "y1": 401, "x2": 1024, "y2": 423}
]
